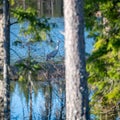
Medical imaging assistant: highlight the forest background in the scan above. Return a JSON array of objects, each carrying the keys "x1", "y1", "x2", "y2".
[{"x1": 0, "y1": 0, "x2": 120, "y2": 120}]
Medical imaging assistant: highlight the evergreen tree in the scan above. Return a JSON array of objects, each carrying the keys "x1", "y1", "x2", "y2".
[{"x1": 85, "y1": 0, "x2": 120, "y2": 119}]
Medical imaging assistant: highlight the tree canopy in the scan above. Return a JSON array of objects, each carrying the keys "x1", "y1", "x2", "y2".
[{"x1": 85, "y1": 0, "x2": 120, "y2": 119}]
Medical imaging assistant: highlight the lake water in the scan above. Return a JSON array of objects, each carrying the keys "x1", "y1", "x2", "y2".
[
  {"x1": 10, "y1": 17, "x2": 93, "y2": 64},
  {"x1": 10, "y1": 80, "x2": 65, "y2": 120},
  {"x1": 10, "y1": 17, "x2": 93, "y2": 120}
]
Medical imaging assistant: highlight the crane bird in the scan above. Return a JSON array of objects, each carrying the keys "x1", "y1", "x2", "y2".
[{"x1": 46, "y1": 40, "x2": 60, "y2": 61}]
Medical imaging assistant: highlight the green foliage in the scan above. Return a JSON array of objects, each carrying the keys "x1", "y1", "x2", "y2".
[
  {"x1": 15, "y1": 58, "x2": 44, "y2": 104},
  {"x1": 11, "y1": 7, "x2": 51, "y2": 42},
  {"x1": 10, "y1": 0, "x2": 15, "y2": 6},
  {"x1": 10, "y1": 6, "x2": 55, "y2": 83},
  {"x1": 85, "y1": 0, "x2": 120, "y2": 119},
  {"x1": 15, "y1": 58, "x2": 42, "y2": 81}
]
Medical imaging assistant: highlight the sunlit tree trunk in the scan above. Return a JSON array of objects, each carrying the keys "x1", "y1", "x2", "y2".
[
  {"x1": 22, "y1": 0, "x2": 26, "y2": 9},
  {"x1": 0, "y1": 81, "x2": 4, "y2": 120},
  {"x1": 0, "y1": 7, "x2": 4, "y2": 69},
  {"x1": 64, "y1": 0, "x2": 90, "y2": 119},
  {"x1": 37, "y1": 0, "x2": 41, "y2": 16},
  {"x1": 40, "y1": 0, "x2": 43, "y2": 16},
  {"x1": 0, "y1": 5, "x2": 4, "y2": 120},
  {"x1": 3, "y1": 0, "x2": 10, "y2": 119},
  {"x1": 50, "y1": 0, "x2": 54, "y2": 17}
]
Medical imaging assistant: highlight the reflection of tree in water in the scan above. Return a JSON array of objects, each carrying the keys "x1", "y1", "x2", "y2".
[
  {"x1": 42, "y1": 82, "x2": 52, "y2": 120},
  {"x1": 41, "y1": 79, "x2": 65, "y2": 120},
  {"x1": 53, "y1": 80, "x2": 65, "y2": 120},
  {"x1": 10, "y1": 78, "x2": 65, "y2": 120}
]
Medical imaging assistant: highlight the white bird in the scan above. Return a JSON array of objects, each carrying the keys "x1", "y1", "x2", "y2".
[{"x1": 46, "y1": 40, "x2": 60, "y2": 61}]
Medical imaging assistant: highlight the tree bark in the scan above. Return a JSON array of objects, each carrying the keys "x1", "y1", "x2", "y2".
[
  {"x1": 3, "y1": 0, "x2": 10, "y2": 119},
  {"x1": 0, "y1": 10, "x2": 4, "y2": 69},
  {"x1": 37, "y1": 0, "x2": 41, "y2": 16},
  {"x1": 40, "y1": 0, "x2": 43, "y2": 16},
  {"x1": 64, "y1": 0, "x2": 90, "y2": 119},
  {"x1": 0, "y1": 5, "x2": 4, "y2": 120},
  {"x1": 22, "y1": 0, "x2": 26, "y2": 9},
  {"x1": 0, "y1": 80, "x2": 4, "y2": 120}
]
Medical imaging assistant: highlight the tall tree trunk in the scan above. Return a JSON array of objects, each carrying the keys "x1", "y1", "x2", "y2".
[
  {"x1": 22, "y1": 0, "x2": 26, "y2": 9},
  {"x1": 37, "y1": 0, "x2": 41, "y2": 16},
  {"x1": 3, "y1": 0, "x2": 10, "y2": 119},
  {"x1": 64, "y1": 0, "x2": 90, "y2": 119},
  {"x1": 0, "y1": 8, "x2": 4, "y2": 69},
  {"x1": 50, "y1": 0, "x2": 54, "y2": 17},
  {"x1": 0, "y1": 80, "x2": 4, "y2": 120},
  {"x1": 0, "y1": 6, "x2": 4, "y2": 120},
  {"x1": 40, "y1": 0, "x2": 43, "y2": 16}
]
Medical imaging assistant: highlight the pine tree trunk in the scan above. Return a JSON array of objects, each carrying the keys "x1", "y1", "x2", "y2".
[
  {"x1": 50, "y1": 0, "x2": 54, "y2": 17},
  {"x1": 40, "y1": 0, "x2": 43, "y2": 16},
  {"x1": 22, "y1": 0, "x2": 26, "y2": 9},
  {"x1": 64, "y1": 0, "x2": 90, "y2": 119},
  {"x1": 0, "y1": 6, "x2": 4, "y2": 120},
  {"x1": 3, "y1": 0, "x2": 10, "y2": 119},
  {"x1": 0, "y1": 80, "x2": 4, "y2": 120},
  {"x1": 0, "y1": 10, "x2": 4, "y2": 69},
  {"x1": 37, "y1": 0, "x2": 41, "y2": 16}
]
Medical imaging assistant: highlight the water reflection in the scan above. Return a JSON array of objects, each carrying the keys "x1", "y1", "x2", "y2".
[{"x1": 11, "y1": 80, "x2": 65, "y2": 120}]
